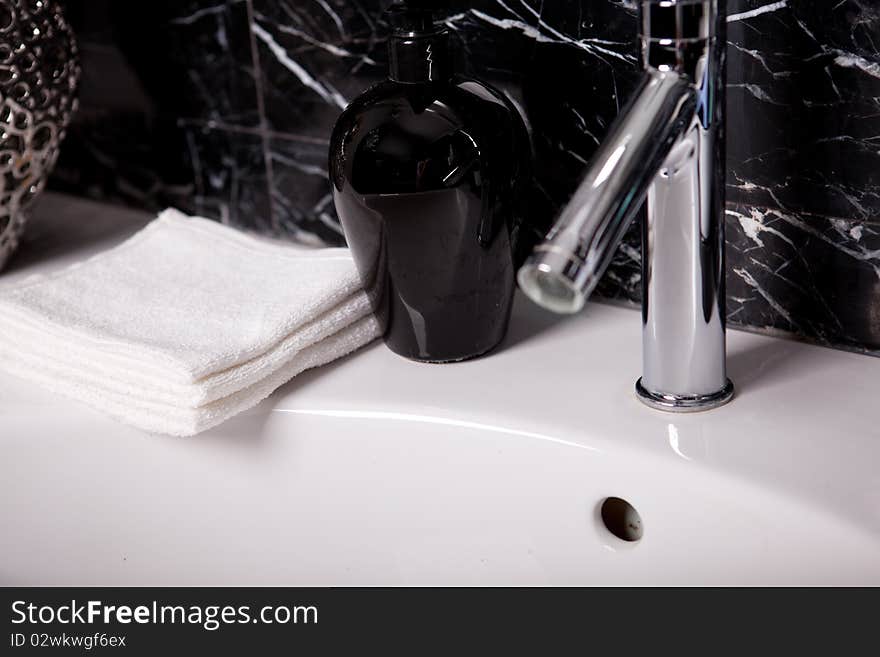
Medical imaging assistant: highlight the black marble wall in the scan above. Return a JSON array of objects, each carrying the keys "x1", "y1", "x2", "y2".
[{"x1": 49, "y1": 0, "x2": 880, "y2": 355}]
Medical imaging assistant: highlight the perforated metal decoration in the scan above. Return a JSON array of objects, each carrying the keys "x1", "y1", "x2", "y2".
[{"x1": 0, "y1": 0, "x2": 79, "y2": 270}]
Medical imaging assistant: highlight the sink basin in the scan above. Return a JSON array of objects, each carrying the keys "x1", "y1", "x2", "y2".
[{"x1": 1, "y1": 194, "x2": 879, "y2": 585}]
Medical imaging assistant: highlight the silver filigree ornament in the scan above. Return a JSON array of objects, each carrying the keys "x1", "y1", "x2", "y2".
[{"x1": 0, "y1": 0, "x2": 79, "y2": 270}]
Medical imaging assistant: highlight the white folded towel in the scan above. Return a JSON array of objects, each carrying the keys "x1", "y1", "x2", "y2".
[{"x1": 0, "y1": 209, "x2": 381, "y2": 435}]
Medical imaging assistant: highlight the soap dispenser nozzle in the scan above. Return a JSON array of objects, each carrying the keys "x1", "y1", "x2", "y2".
[{"x1": 386, "y1": 0, "x2": 450, "y2": 83}]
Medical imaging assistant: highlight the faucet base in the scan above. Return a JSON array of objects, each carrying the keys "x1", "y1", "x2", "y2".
[{"x1": 635, "y1": 378, "x2": 734, "y2": 413}]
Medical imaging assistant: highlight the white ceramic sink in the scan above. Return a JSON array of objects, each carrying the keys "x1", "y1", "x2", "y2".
[{"x1": 1, "y1": 194, "x2": 879, "y2": 585}]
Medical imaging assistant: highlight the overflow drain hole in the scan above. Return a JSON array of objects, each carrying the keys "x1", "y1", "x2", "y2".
[{"x1": 600, "y1": 497, "x2": 643, "y2": 542}]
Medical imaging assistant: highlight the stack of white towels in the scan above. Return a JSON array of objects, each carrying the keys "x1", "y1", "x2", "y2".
[{"x1": 0, "y1": 209, "x2": 380, "y2": 435}]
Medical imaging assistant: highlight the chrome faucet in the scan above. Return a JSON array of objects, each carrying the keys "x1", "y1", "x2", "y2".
[{"x1": 518, "y1": 0, "x2": 733, "y2": 412}]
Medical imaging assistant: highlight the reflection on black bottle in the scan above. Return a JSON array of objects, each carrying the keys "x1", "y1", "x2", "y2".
[{"x1": 329, "y1": 3, "x2": 532, "y2": 363}]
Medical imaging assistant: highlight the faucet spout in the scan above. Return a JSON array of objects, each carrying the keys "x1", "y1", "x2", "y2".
[
  {"x1": 517, "y1": 69, "x2": 697, "y2": 313},
  {"x1": 518, "y1": 0, "x2": 733, "y2": 412}
]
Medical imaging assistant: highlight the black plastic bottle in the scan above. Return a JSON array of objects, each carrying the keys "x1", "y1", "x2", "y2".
[{"x1": 329, "y1": 0, "x2": 532, "y2": 363}]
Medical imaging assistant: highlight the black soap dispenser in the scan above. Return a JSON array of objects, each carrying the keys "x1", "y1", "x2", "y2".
[{"x1": 329, "y1": 0, "x2": 532, "y2": 363}]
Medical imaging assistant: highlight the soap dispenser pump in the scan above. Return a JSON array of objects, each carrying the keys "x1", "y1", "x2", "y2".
[{"x1": 329, "y1": 0, "x2": 532, "y2": 363}]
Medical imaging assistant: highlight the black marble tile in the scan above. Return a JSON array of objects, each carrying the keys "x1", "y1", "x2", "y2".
[
  {"x1": 523, "y1": 0, "x2": 639, "y2": 215},
  {"x1": 726, "y1": 203, "x2": 880, "y2": 353},
  {"x1": 63, "y1": 0, "x2": 261, "y2": 127},
  {"x1": 251, "y1": 0, "x2": 546, "y2": 139},
  {"x1": 268, "y1": 135, "x2": 344, "y2": 245},
  {"x1": 157, "y1": 0, "x2": 262, "y2": 127},
  {"x1": 252, "y1": 0, "x2": 386, "y2": 140},
  {"x1": 53, "y1": 121, "x2": 272, "y2": 231},
  {"x1": 726, "y1": 0, "x2": 880, "y2": 223},
  {"x1": 52, "y1": 0, "x2": 265, "y2": 213},
  {"x1": 51, "y1": 111, "x2": 195, "y2": 212},
  {"x1": 178, "y1": 125, "x2": 272, "y2": 232}
]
